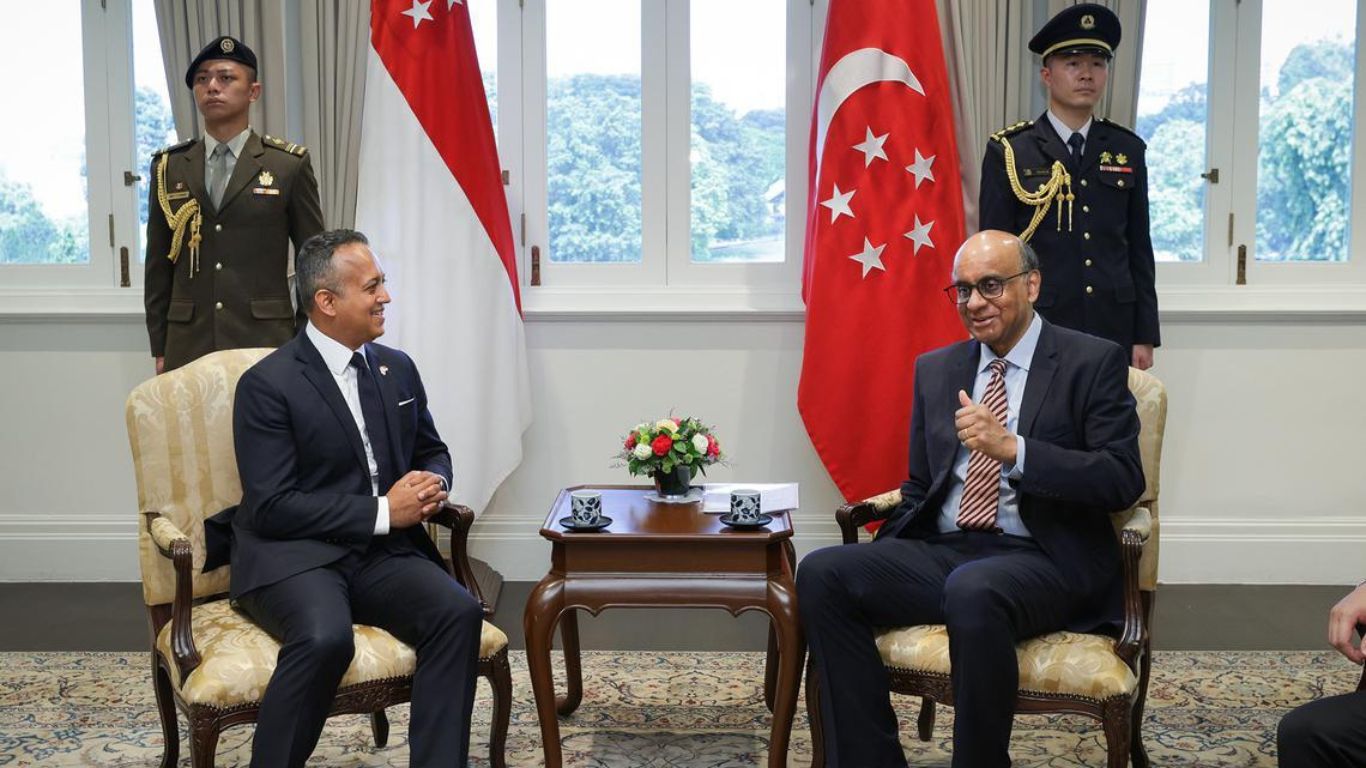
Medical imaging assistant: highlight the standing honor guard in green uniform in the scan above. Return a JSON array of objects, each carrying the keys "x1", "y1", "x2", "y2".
[
  {"x1": 144, "y1": 35, "x2": 324, "y2": 374},
  {"x1": 979, "y1": 3, "x2": 1159, "y2": 370}
]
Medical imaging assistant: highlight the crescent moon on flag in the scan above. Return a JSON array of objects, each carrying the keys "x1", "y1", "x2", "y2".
[{"x1": 814, "y1": 47, "x2": 925, "y2": 181}]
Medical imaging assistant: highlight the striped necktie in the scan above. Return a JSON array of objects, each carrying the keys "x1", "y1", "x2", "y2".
[{"x1": 957, "y1": 358, "x2": 1009, "y2": 532}]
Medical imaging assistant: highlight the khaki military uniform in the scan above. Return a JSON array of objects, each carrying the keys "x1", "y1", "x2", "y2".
[{"x1": 144, "y1": 131, "x2": 324, "y2": 371}]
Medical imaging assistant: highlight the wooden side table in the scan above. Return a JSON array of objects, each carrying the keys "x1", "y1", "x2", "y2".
[{"x1": 523, "y1": 486, "x2": 804, "y2": 767}]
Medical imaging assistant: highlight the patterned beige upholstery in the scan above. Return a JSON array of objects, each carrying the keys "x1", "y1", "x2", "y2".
[
  {"x1": 128, "y1": 348, "x2": 270, "y2": 606},
  {"x1": 1120, "y1": 367, "x2": 1167, "y2": 591},
  {"x1": 875, "y1": 626, "x2": 1137, "y2": 701},
  {"x1": 155, "y1": 601, "x2": 509, "y2": 709}
]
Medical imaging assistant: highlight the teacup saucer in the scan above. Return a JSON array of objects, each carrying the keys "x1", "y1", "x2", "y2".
[
  {"x1": 558, "y1": 515, "x2": 612, "y2": 532},
  {"x1": 719, "y1": 513, "x2": 773, "y2": 529}
]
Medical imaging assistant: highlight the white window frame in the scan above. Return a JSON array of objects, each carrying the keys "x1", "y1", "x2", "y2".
[
  {"x1": 1156, "y1": 0, "x2": 1366, "y2": 314},
  {"x1": 515, "y1": 0, "x2": 815, "y2": 313},
  {"x1": 0, "y1": 0, "x2": 147, "y2": 312}
]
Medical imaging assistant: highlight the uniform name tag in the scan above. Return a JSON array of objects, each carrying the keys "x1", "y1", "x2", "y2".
[
  {"x1": 166, "y1": 190, "x2": 191, "y2": 201},
  {"x1": 1099, "y1": 165, "x2": 1134, "y2": 174},
  {"x1": 252, "y1": 187, "x2": 281, "y2": 196}
]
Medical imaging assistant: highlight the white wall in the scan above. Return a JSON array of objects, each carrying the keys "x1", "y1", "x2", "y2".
[{"x1": 2, "y1": 311, "x2": 1363, "y2": 584}]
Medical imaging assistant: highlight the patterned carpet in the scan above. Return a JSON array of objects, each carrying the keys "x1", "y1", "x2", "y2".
[{"x1": 0, "y1": 649, "x2": 1355, "y2": 766}]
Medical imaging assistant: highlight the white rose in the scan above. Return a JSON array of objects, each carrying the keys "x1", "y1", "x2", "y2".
[
  {"x1": 632, "y1": 443, "x2": 653, "y2": 460},
  {"x1": 691, "y1": 434, "x2": 709, "y2": 453},
  {"x1": 656, "y1": 418, "x2": 679, "y2": 433}
]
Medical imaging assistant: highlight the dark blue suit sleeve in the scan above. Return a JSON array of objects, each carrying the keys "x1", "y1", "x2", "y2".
[
  {"x1": 1018, "y1": 344, "x2": 1145, "y2": 511},
  {"x1": 233, "y1": 368, "x2": 380, "y2": 542}
]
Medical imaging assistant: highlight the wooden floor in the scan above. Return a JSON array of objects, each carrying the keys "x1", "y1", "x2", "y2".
[{"x1": 0, "y1": 581, "x2": 1348, "y2": 652}]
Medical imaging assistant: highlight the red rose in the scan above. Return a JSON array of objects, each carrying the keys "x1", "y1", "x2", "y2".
[
  {"x1": 625, "y1": 432, "x2": 638, "y2": 449},
  {"x1": 706, "y1": 434, "x2": 719, "y2": 458},
  {"x1": 651, "y1": 434, "x2": 673, "y2": 456}
]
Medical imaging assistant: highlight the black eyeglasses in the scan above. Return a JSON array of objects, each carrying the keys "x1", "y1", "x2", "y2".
[{"x1": 943, "y1": 271, "x2": 1032, "y2": 305}]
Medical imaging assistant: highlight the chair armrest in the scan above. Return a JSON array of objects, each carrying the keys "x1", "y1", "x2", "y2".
[
  {"x1": 143, "y1": 512, "x2": 202, "y2": 683},
  {"x1": 1113, "y1": 519, "x2": 1148, "y2": 669},
  {"x1": 1117, "y1": 506, "x2": 1153, "y2": 542},
  {"x1": 427, "y1": 503, "x2": 489, "y2": 615},
  {"x1": 834, "y1": 489, "x2": 902, "y2": 545}
]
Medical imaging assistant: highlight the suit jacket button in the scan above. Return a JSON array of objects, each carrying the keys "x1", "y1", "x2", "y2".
[
  {"x1": 1085, "y1": 286, "x2": 1094, "y2": 295},
  {"x1": 215, "y1": 224, "x2": 223, "y2": 232},
  {"x1": 1080, "y1": 179, "x2": 1088, "y2": 187},
  {"x1": 1085, "y1": 259, "x2": 1093, "y2": 267},
  {"x1": 1083, "y1": 232, "x2": 1091, "y2": 240},
  {"x1": 215, "y1": 262, "x2": 223, "y2": 271},
  {"x1": 1082, "y1": 205, "x2": 1090, "y2": 213}
]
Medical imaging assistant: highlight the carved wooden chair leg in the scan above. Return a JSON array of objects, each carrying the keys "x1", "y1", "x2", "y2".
[
  {"x1": 1102, "y1": 698, "x2": 1132, "y2": 768},
  {"x1": 804, "y1": 657, "x2": 825, "y2": 768},
  {"x1": 1130, "y1": 654, "x2": 1152, "y2": 768},
  {"x1": 487, "y1": 649, "x2": 512, "y2": 768},
  {"x1": 189, "y1": 714, "x2": 221, "y2": 768},
  {"x1": 151, "y1": 656, "x2": 180, "y2": 768},
  {"x1": 370, "y1": 709, "x2": 390, "y2": 748},
  {"x1": 916, "y1": 697, "x2": 936, "y2": 741}
]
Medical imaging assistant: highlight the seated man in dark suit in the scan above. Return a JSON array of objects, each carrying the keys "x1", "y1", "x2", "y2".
[
  {"x1": 1278, "y1": 584, "x2": 1366, "y2": 766},
  {"x1": 797, "y1": 230, "x2": 1146, "y2": 768},
  {"x1": 228, "y1": 228, "x2": 483, "y2": 767}
]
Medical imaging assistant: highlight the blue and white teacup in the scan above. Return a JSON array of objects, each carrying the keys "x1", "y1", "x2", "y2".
[
  {"x1": 730, "y1": 489, "x2": 762, "y2": 524},
  {"x1": 570, "y1": 491, "x2": 603, "y2": 526}
]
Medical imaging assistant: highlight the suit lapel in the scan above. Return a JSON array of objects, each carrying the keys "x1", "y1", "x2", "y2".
[
  {"x1": 181, "y1": 140, "x2": 209, "y2": 212},
  {"x1": 365, "y1": 344, "x2": 404, "y2": 474},
  {"x1": 1018, "y1": 321, "x2": 1059, "y2": 438},
  {"x1": 1077, "y1": 120, "x2": 1105, "y2": 176},
  {"x1": 296, "y1": 333, "x2": 370, "y2": 475},
  {"x1": 931, "y1": 341, "x2": 980, "y2": 490},
  {"x1": 218, "y1": 132, "x2": 265, "y2": 213},
  {"x1": 1033, "y1": 113, "x2": 1071, "y2": 170}
]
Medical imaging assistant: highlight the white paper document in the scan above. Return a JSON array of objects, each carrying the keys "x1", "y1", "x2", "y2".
[{"x1": 701, "y1": 483, "x2": 800, "y2": 514}]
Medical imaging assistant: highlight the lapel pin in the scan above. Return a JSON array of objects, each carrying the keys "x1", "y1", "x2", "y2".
[
  {"x1": 378, "y1": 365, "x2": 389, "y2": 376},
  {"x1": 258, "y1": 170, "x2": 274, "y2": 187}
]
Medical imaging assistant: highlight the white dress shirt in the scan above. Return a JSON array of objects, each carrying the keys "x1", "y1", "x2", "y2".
[
  {"x1": 1046, "y1": 110, "x2": 1093, "y2": 156},
  {"x1": 306, "y1": 322, "x2": 391, "y2": 535},
  {"x1": 937, "y1": 313, "x2": 1043, "y2": 536}
]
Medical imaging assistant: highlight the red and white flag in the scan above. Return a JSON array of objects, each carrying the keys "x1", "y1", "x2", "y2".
[
  {"x1": 798, "y1": 0, "x2": 966, "y2": 503},
  {"x1": 356, "y1": 0, "x2": 531, "y2": 514}
]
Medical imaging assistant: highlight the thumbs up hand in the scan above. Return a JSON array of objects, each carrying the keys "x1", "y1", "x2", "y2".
[{"x1": 955, "y1": 389, "x2": 1016, "y2": 463}]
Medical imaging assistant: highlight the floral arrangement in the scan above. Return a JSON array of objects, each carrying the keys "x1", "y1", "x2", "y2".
[{"x1": 617, "y1": 416, "x2": 723, "y2": 478}]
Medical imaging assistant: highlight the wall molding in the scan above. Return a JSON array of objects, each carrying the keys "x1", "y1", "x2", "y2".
[{"x1": 5, "y1": 514, "x2": 1365, "y2": 584}]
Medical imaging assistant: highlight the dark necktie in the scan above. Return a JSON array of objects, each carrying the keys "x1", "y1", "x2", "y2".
[
  {"x1": 1067, "y1": 132, "x2": 1085, "y2": 163},
  {"x1": 957, "y1": 359, "x2": 1009, "y2": 532},
  {"x1": 350, "y1": 351, "x2": 395, "y2": 493}
]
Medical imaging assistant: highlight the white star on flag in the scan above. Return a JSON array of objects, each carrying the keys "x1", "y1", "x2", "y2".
[
  {"x1": 852, "y1": 127, "x2": 889, "y2": 167},
  {"x1": 402, "y1": 0, "x2": 434, "y2": 28},
  {"x1": 448, "y1": 0, "x2": 464, "y2": 7},
  {"x1": 905, "y1": 149, "x2": 935, "y2": 189},
  {"x1": 849, "y1": 238, "x2": 887, "y2": 278},
  {"x1": 820, "y1": 184, "x2": 856, "y2": 223},
  {"x1": 904, "y1": 215, "x2": 935, "y2": 255}
]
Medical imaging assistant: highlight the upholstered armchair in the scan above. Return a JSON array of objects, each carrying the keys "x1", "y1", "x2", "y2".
[
  {"x1": 805, "y1": 367, "x2": 1167, "y2": 768},
  {"x1": 127, "y1": 348, "x2": 513, "y2": 768}
]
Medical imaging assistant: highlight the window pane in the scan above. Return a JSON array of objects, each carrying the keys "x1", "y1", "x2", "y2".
[
  {"x1": 1255, "y1": 0, "x2": 1356, "y2": 262},
  {"x1": 546, "y1": 0, "x2": 642, "y2": 264},
  {"x1": 468, "y1": 0, "x2": 497, "y2": 133},
  {"x1": 690, "y1": 0, "x2": 785, "y2": 264},
  {"x1": 0, "y1": 4, "x2": 89, "y2": 264},
  {"x1": 1136, "y1": 1, "x2": 1210, "y2": 263},
  {"x1": 134, "y1": 0, "x2": 177, "y2": 265}
]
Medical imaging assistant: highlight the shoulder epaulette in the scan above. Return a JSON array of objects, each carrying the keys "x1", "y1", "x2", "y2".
[
  {"x1": 153, "y1": 138, "x2": 194, "y2": 157},
  {"x1": 1098, "y1": 117, "x2": 1146, "y2": 144},
  {"x1": 262, "y1": 134, "x2": 308, "y2": 157},
  {"x1": 990, "y1": 120, "x2": 1033, "y2": 142}
]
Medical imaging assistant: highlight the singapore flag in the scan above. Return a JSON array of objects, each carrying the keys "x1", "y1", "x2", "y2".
[
  {"x1": 798, "y1": 0, "x2": 966, "y2": 504},
  {"x1": 356, "y1": 0, "x2": 531, "y2": 515}
]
